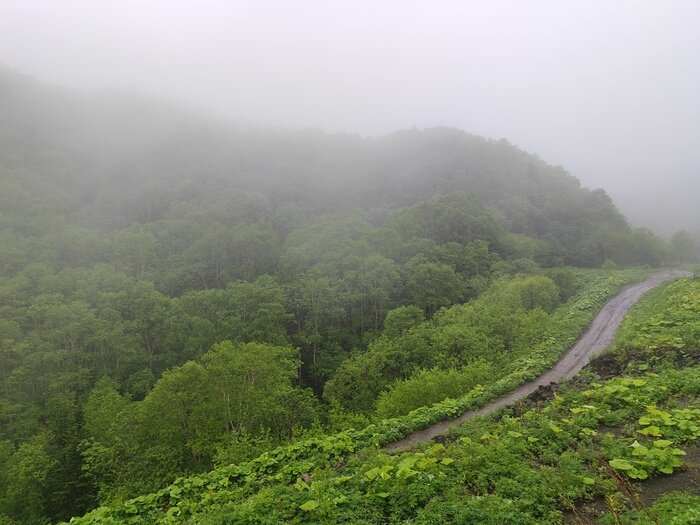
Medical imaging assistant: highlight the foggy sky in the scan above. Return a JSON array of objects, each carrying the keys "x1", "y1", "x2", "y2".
[{"x1": 1, "y1": 0, "x2": 698, "y2": 235}]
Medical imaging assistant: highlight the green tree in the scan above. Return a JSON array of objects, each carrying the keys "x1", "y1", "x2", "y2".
[
  {"x1": 82, "y1": 342, "x2": 319, "y2": 500},
  {"x1": 375, "y1": 362, "x2": 497, "y2": 418},
  {"x1": 347, "y1": 255, "x2": 401, "y2": 333},
  {"x1": 287, "y1": 274, "x2": 344, "y2": 365},
  {"x1": 482, "y1": 275, "x2": 560, "y2": 313},
  {"x1": 382, "y1": 305, "x2": 425, "y2": 339},
  {"x1": 81, "y1": 380, "x2": 140, "y2": 504},
  {"x1": 404, "y1": 259, "x2": 466, "y2": 315},
  {"x1": 201, "y1": 341, "x2": 307, "y2": 436},
  {"x1": 0, "y1": 432, "x2": 57, "y2": 525},
  {"x1": 628, "y1": 227, "x2": 667, "y2": 266},
  {"x1": 112, "y1": 224, "x2": 158, "y2": 278},
  {"x1": 390, "y1": 192, "x2": 503, "y2": 245},
  {"x1": 670, "y1": 230, "x2": 700, "y2": 265}
]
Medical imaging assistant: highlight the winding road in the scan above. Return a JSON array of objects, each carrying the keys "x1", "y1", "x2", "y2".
[{"x1": 384, "y1": 270, "x2": 691, "y2": 452}]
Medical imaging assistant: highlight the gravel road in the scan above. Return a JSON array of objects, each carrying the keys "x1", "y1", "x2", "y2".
[{"x1": 384, "y1": 270, "x2": 691, "y2": 452}]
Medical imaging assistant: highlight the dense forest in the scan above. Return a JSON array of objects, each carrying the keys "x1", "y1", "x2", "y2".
[{"x1": 0, "y1": 66, "x2": 699, "y2": 524}]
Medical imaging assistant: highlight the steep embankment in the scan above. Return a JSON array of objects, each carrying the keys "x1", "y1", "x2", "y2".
[{"x1": 386, "y1": 270, "x2": 690, "y2": 451}]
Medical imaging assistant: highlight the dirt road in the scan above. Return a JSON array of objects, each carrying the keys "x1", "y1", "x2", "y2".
[{"x1": 384, "y1": 270, "x2": 691, "y2": 452}]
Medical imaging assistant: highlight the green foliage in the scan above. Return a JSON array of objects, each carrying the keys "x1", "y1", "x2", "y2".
[
  {"x1": 64, "y1": 269, "x2": 665, "y2": 524},
  {"x1": 608, "y1": 439, "x2": 686, "y2": 479},
  {"x1": 325, "y1": 270, "x2": 642, "y2": 414},
  {"x1": 381, "y1": 305, "x2": 424, "y2": 339},
  {"x1": 68, "y1": 360, "x2": 700, "y2": 524},
  {"x1": 693, "y1": 265, "x2": 700, "y2": 279},
  {"x1": 390, "y1": 192, "x2": 504, "y2": 246},
  {"x1": 0, "y1": 432, "x2": 58, "y2": 524},
  {"x1": 375, "y1": 362, "x2": 498, "y2": 418},
  {"x1": 540, "y1": 267, "x2": 577, "y2": 301},
  {"x1": 602, "y1": 258, "x2": 618, "y2": 270},
  {"x1": 599, "y1": 492, "x2": 700, "y2": 525},
  {"x1": 628, "y1": 227, "x2": 668, "y2": 267},
  {"x1": 80, "y1": 342, "x2": 321, "y2": 501},
  {"x1": 212, "y1": 429, "x2": 278, "y2": 468},
  {"x1": 670, "y1": 230, "x2": 700, "y2": 265},
  {"x1": 484, "y1": 274, "x2": 560, "y2": 312},
  {"x1": 404, "y1": 259, "x2": 467, "y2": 314},
  {"x1": 612, "y1": 277, "x2": 700, "y2": 353},
  {"x1": 177, "y1": 275, "x2": 291, "y2": 347},
  {"x1": 0, "y1": 67, "x2": 679, "y2": 521}
]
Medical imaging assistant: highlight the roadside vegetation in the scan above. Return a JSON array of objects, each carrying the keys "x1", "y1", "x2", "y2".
[{"x1": 63, "y1": 276, "x2": 700, "y2": 525}]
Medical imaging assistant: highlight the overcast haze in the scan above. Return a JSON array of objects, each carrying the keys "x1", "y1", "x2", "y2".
[{"x1": 1, "y1": 0, "x2": 698, "y2": 235}]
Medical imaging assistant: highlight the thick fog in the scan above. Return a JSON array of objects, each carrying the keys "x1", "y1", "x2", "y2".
[{"x1": 1, "y1": 0, "x2": 698, "y2": 235}]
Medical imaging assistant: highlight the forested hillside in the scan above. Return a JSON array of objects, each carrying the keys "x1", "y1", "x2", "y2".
[
  {"x1": 67, "y1": 276, "x2": 700, "y2": 524},
  {"x1": 0, "y1": 67, "x2": 696, "y2": 524}
]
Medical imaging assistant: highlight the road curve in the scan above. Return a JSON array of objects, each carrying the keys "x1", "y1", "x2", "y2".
[{"x1": 384, "y1": 269, "x2": 691, "y2": 452}]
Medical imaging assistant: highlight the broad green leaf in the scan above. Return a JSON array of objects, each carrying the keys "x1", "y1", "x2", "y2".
[
  {"x1": 609, "y1": 458, "x2": 634, "y2": 471},
  {"x1": 637, "y1": 426, "x2": 662, "y2": 437},
  {"x1": 300, "y1": 500, "x2": 320, "y2": 511}
]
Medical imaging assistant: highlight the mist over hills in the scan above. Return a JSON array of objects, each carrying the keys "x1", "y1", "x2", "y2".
[{"x1": 0, "y1": 64, "x2": 669, "y2": 272}]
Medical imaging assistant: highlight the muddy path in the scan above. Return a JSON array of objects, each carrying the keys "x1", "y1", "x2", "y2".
[{"x1": 384, "y1": 270, "x2": 692, "y2": 452}]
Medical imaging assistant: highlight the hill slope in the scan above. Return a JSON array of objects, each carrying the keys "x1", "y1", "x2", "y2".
[
  {"x1": 0, "y1": 65, "x2": 666, "y2": 269},
  {"x1": 0, "y1": 66, "x2": 674, "y2": 523},
  {"x1": 66, "y1": 276, "x2": 700, "y2": 524}
]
